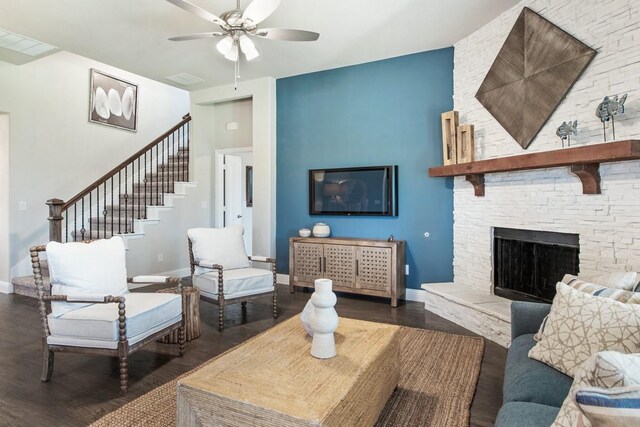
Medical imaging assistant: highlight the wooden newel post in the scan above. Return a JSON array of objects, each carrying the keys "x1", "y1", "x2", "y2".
[{"x1": 46, "y1": 198, "x2": 65, "y2": 242}]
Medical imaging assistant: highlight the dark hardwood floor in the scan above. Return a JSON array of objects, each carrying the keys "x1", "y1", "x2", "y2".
[{"x1": 0, "y1": 284, "x2": 506, "y2": 426}]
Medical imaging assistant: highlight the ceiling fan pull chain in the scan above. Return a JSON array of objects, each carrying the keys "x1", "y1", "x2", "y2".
[{"x1": 234, "y1": 54, "x2": 240, "y2": 90}]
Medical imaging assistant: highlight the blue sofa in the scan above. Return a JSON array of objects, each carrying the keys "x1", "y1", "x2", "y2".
[{"x1": 495, "y1": 302, "x2": 573, "y2": 426}]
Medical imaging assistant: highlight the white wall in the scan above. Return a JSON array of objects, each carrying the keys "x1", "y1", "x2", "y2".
[
  {"x1": 0, "y1": 51, "x2": 191, "y2": 278},
  {"x1": 213, "y1": 98, "x2": 253, "y2": 149},
  {"x1": 0, "y1": 114, "x2": 10, "y2": 291},
  {"x1": 190, "y1": 77, "x2": 276, "y2": 258},
  {"x1": 453, "y1": 0, "x2": 640, "y2": 293}
]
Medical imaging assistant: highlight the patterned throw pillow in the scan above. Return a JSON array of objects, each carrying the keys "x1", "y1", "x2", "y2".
[
  {"x1": 575, "y1": 385, "x2": 640, "y2": 426},
  {"x1": 552, "y1": 352, "x2": 640, "y2": 426},
  {"x1": 563, "y1": 272, "x2": 640, "y2": 292},
  {"x1": 534, "y1": 278, "x2": 640, "y2": 341},
  {"x1": 529, "y1": 283, "x2": 640, "y2": 377}
]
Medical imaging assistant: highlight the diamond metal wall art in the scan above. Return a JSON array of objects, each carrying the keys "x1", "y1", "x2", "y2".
[{"x1": 476, "y1": 7, "x2": 596, "y2": 149}]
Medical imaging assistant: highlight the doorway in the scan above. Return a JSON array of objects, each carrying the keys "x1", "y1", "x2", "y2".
[
  {"x1": 0, "y1": 113, "x2": 10, "y2": 291},
  {"x1": 215, "y1": 147, "x2": 253, "y2": 254}
]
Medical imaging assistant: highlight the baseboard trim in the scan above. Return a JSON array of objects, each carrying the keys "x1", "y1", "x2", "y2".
[
  {"x1": 276, "y1": 274, "x2": 425, "y2": 302},
  {"x1": 0, "y1": 280, "x2": 13, "y2": 294},
  {"x1": 128, "y1": 268, "x2": 191, "y2": 290},
  {"x1": 405, "y1": 288, "x2": 426, "y2": 303}
]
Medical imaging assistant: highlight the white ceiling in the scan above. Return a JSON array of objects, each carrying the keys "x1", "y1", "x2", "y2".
[{"x1": 0, "y1": 0, "x2": 519, "y2": 91}]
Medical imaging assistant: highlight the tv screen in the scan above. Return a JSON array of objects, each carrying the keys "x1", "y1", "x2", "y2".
[{"x1": 309, "y1": 166, "x2": 398, "y2": 216}]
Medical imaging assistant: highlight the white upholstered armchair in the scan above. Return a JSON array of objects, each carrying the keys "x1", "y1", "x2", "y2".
[
  {"x1": 30, "y1": 237, "x2": 185, "y2": 395},
  {"x1": 187, "y1": 226, "x2": 277, "y2": 331}
]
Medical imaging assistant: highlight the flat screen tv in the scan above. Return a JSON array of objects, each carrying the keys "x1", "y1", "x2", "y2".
[{"x1": 309, "y1": 166, "x2": 398, "y2": 216}]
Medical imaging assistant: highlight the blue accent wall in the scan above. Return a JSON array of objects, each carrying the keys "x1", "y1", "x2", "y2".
[{"x1": 276, "y1": 48, "x2": 454, "y2": 289}]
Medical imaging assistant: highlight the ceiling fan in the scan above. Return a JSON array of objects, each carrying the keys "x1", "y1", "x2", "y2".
[{"x1": 167, "y1": 0, "x2": 320, "y2": 62}]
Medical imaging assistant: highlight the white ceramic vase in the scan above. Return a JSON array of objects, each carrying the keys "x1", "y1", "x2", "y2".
[
  {"x1": 309, "y1": 278, "x2": 339, "y2": 359},
  {"x1": 312, "y1": 223, "x2": 331, "y2": 238}
]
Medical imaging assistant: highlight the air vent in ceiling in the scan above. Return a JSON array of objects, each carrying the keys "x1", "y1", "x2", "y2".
[
  {"x1": 166, "y1": 73, "x2": 205, "y2": 86},
  {"x1": 0, "y1": 29, "x2": 57, "y2": 57}
]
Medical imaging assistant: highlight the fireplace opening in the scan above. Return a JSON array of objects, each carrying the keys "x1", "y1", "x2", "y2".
[{"x1": 493, "y1": 228, "x2": 579, "y2": 303}]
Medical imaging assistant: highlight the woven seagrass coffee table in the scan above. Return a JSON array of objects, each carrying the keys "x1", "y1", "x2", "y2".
[{"x1": 177, "y1": 316, "x2": 400, "y2": 427}]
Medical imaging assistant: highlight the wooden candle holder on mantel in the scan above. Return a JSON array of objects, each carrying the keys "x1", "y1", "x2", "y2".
[
  {"x1": 428, "y1": 140, "x2": 640, "y2": 197},
  {"x1": 440, "y1": 111, "x2": 475, "y2": 165}
]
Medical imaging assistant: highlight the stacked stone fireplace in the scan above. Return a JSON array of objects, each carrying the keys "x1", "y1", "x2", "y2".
[{"x1": 423, "y1": 0, "x2": 640, "y2": 347}]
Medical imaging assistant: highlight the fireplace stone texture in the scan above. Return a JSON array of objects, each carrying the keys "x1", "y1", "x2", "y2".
[{"x1": 452, "y1": 0, "x2": 640, "y2": 294}]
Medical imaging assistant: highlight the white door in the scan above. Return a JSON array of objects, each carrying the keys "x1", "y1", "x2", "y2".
[{"x1": 223, "y1": 153, "x2": 253, "y2": 254}]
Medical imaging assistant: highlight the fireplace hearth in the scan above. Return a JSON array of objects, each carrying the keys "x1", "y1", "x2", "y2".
[{"x1": 493, "y1": 228, "x2": 579, "y2": 303}]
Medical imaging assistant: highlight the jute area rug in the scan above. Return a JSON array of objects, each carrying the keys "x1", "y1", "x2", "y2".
[{"x1": 91, "y1": 324, "x2": 484, "y2": 427}]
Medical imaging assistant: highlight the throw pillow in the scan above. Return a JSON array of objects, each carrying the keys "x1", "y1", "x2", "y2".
[
  {"x1": 534, "y1": 278, "x2": 640, "y2": 341},
  {"x1": 529, "y1": 282, "x2": 640, "y2": 377},
  {"x1": 552, "y1": 352, "x2": 640, "y2": 426},
  {"x1": 563, "y1": 272, "x2": 640, "y2": 291},
  {"x1": 575, "y1": 385, "x2": 640, "y2": 426},
  {"x1": 46, "y1": 237, "x2": 129, "y2": 317},
  {"x1": 188, "y1": 226, "x2": 250, "y2": 272}
]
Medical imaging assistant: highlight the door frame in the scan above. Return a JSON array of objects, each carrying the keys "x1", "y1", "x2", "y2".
[{"x1": 214, "y1": 147, "x2": 253, "y2": 229}]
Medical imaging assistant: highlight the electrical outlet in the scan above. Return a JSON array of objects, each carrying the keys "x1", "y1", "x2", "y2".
[
  {"x1": 201, "y1": 201, "x2": 208, "y2": 209},
  {"x1": 157, "y1": 253, "x2": 164, "y2": 263},
  {"x1": 405, "y1": 264, "x2": 409, "y2": 275},
  {"x1": 19, "y1": 201, "x2": 27, "y2": 211}
]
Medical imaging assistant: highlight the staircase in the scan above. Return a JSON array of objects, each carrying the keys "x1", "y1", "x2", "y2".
[{"x1": 11, "y1": 114, "x2": 195, "y2": 298}]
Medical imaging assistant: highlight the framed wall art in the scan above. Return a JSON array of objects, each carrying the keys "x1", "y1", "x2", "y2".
[{"x1": 89, "y1": 69, "x2": 138, "y2": 132}]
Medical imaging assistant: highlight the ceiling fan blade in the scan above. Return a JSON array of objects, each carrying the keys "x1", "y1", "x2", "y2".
[
  {"x1": 256, "y1": 28, "x2": 320, "y2": 41},
  {"x1": 166, "y1": 0, "x2": 226, "y2": 26},
  {"x1": 169, "y1": 32, "x2": 224, "y2": 41},
  {"x1": 242, "y1": 0, "x2": 282, "y2": 26}
]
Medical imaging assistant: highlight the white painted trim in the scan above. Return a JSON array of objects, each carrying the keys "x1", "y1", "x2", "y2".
[
  {"x1": 404, "y1": 288, "x2": 426, "y2": 303},
  {"x1": 191, "y1": 77, "x2": 277, "y2": 259},
  {"x1": 214, "y1": 146, "x2": 253, "y2": 229},
  {"x1": 277, "y1": 273, "x2": 290, "y2": 285},
  {"x1": 127, "y1": 267, "x2": 191, "y2": 290},
  {"x1": 0, "y1": 280, "x2": 13, "y2": 294},
  {"x1": 276, "y1": 274, "x2": 426, "y2": 302}
]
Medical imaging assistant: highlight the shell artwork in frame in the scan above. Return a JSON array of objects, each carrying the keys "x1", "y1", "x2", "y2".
[{"x1": 89, "y1": 69, "x2": 138, "y2": 132}]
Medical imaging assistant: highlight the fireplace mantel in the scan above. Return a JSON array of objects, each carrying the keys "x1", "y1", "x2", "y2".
[{"x1": 428, "y1": 140, "x2": 640, "y2": 196}]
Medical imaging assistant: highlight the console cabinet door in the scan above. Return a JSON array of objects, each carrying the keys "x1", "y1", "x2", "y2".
[
  {"x1": 292, "y1": 242, "x2": 323, "y2": 285},
  {"x1": 355, "y1": 246, "x2": 392, "y2": 293},
  {"x1": 323, "y1": 244, "x2": 356, "y2": 289}
]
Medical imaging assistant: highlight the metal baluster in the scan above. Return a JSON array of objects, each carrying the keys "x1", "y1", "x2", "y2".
[
  {"x1": 81, "y1": 197, "x2": 86, "y2": 240},
  {"x1": 186, "y1": 121, "x2": 190, "y2": 181},
  {"x1": 89, "y1": 192, "x2": 92, "y2": 239},
  {"x1": 65, "y1": 211, "x2": 68, "y2": 243},
  {"x1": 125, "y1": 165, "x2": 128, "y2": 233},
  {"x1": 162, "y1": 137, "x2": 166, "y2": 205},
  {"x1": 103, "y1": 182, "x2": 107, "y2": 238},
  {"x1": 156, "y1": 144, "x2": 159, "y2": 206},
  {"x1": 96, "y1": 187, "x2": 99, "y2": 238},
  {"x1": 111, "y1": 176, "x2": 114, "y2": 237},
  {"x1": 118, "y1": 171, "x2": 122, "y2": 235},
  {"x1": 73, "y1": 204, "x2": 77, "y2": 242},
  {"x1": 137, "y1": 157, "x2": 141, "y2": 219},
  {"x1": 144, "y1": 150, "x2": 148, "y2": 219},
  {"x1": 171, "y1": 132, "x2": 175, "y2": 192}
]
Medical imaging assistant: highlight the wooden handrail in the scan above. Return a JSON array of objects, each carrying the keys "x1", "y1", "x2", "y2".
[{"x1": 62, "y1": 113, "x2": 191, "y2": 210}]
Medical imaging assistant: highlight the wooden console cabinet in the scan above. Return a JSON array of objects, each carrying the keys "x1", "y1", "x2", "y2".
[{"x1": 289, "y1": 237, "x2": 406, "y2": 307}]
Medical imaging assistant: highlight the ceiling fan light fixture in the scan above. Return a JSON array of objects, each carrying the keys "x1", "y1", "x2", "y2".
[
  {"x1": 224, "y1": 42, "x2": 239, "y2": 61},
  {"x1": 216, "y1": 35, "x2": 234, "y2": 56},
  {"x1": 239, "y1": 34, "x2": 259, "y2": 61}
]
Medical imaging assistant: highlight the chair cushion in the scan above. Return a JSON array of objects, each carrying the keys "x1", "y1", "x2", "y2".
[
  {"x1": 47, "y1": 292, "x2": 182, "y2": 349},
  {"x1": 46, "y1": 237, "x2": 129, "y2": 317},
  {"x1": 504, "y1": 333, "x2": 573, "y2": 407},
  {"x1": 193, "y1": 268, "x2": 273, "y2": 300},
  {"x1": 496, "y1": 402, "x2": 560, "y2": 427},
  {"x1": 188, "y1": 226, "x2": 250, "y2": 271}
]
